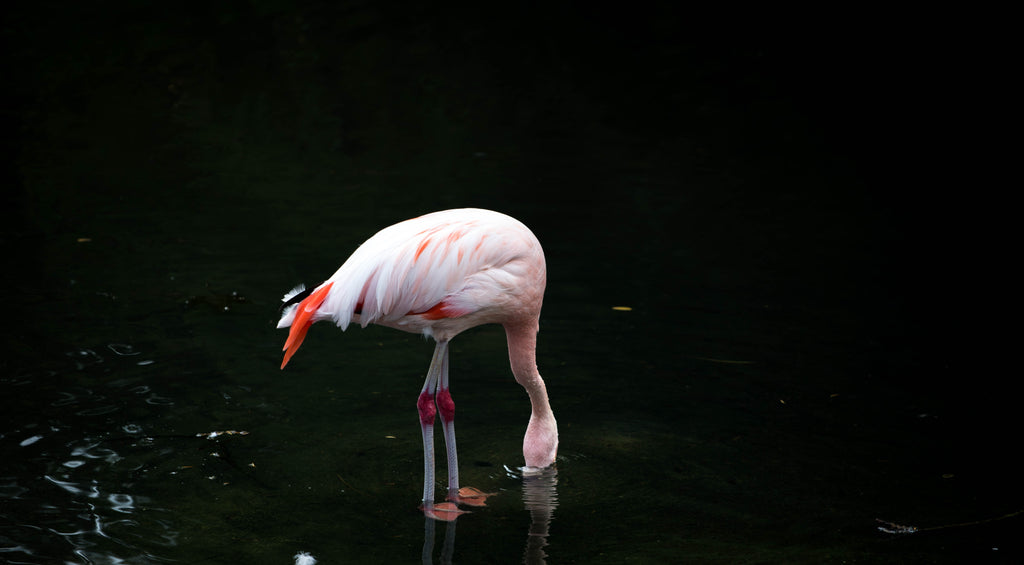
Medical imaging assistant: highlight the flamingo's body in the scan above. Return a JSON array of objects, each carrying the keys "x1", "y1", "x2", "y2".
[{"x1": 277, "y1": 208, "x2": 558, "y2": 519}]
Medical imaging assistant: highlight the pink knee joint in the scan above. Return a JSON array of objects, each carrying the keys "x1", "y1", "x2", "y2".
[
  {"x1": 436, "y1": 389, "x2": 455, "y2": 423},
  {"x1": 417, "y1": 391, "x2": 436, "y2": 425}
]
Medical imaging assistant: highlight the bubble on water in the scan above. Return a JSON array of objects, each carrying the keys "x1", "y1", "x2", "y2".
[
  {"x1": 66, "y1": 348, "x2": 103, "y2": 369},
  {"x1": 109, "y1": 493, "x2": 134, "y2": 513},
  {"x1": 145, "y1": 394, "x2": 174, "y2": 406},
  {"x1": 44, "y1": 475, "x2": 84, "y2": 495},
  {"x1": 107, "y1": 343, "x2": 140, "y2": 356},
  {"x1": 71, "y1": 442, "x2": 121, "y2": 464}
]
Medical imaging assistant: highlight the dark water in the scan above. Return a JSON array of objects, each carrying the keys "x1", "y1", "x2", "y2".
[{"x1": 3, "y1": 3, "x2": 1020, "y2": 564}]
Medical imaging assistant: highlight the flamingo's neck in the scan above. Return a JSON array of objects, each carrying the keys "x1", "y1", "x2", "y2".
[{"x1": 505, "y1": 321, "x2": 558, "y2": 468}]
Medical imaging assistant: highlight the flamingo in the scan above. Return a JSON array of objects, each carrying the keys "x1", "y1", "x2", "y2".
[{"x1": 277, "y1": 208, "x2": 558, "y2": 520}]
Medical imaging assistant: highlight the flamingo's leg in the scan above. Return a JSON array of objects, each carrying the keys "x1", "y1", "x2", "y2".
[
  {"x1": 417, "y1": 340, "x2": 446, "y2": 506},
  {"x1": 418, "y1": 339, "x2": 493, "y2": 519},
  {"x1": 435, "y1": 344, "x2": 460, "y2": 498},
  {"x1": 419, "y1": 340, "x2": 466, "y2": 521},
  {"x1": 436, "y1": 344, "x2": 496, "y2": 509}
]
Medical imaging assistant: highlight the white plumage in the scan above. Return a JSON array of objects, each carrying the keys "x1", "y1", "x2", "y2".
[{"x1": 278, "y1": 208, "x2": 545, "y2": 341}]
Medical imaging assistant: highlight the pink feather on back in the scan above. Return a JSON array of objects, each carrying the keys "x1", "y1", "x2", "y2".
[{"x1": 277, "y1": 208, "x2": 546, "y2": 345}]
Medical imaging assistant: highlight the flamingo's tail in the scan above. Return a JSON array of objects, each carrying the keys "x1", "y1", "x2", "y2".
[{"x1": 280, "y1": 282, "x2": 334, "y2": 369}]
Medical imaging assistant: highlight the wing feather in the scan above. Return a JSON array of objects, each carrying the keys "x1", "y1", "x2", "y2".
[{"x1": 315, "y1": 209, "x2": 539, "y2": 331}]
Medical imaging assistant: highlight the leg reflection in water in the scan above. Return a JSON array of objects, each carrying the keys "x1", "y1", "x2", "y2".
[
  {"x1": 421, "y1": 514, "x2": 457, "y2": 565},
  {"x1": 420, "y1": 466, "x2": 559, "y2": 565}
]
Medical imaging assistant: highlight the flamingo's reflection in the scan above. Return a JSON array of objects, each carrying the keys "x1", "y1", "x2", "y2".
[{"x1": 422, "y1": 466, "x2": 558, "y2": 565}]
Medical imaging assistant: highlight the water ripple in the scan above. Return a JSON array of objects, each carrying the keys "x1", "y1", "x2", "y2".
[{"x1": 1, "y1": 349, "x2": 185, "y2": 563}]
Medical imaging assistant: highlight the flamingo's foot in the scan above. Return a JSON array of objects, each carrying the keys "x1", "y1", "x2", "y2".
[
  {"x1": 421, "y1": 501, "x2": 469, "y2": 522},
  {"x1": 450, "y1": 486, "x2": 498, "y2": 507}
]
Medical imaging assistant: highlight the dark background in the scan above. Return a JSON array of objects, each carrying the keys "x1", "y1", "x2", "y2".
[{"x1": 3, "y1": 2, "x2": 1020, "y2": 563}]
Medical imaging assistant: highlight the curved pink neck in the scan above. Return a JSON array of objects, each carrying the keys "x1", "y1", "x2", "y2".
[{"x1": 505, "y1": 321, "x2": 558, "y2": 468}]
